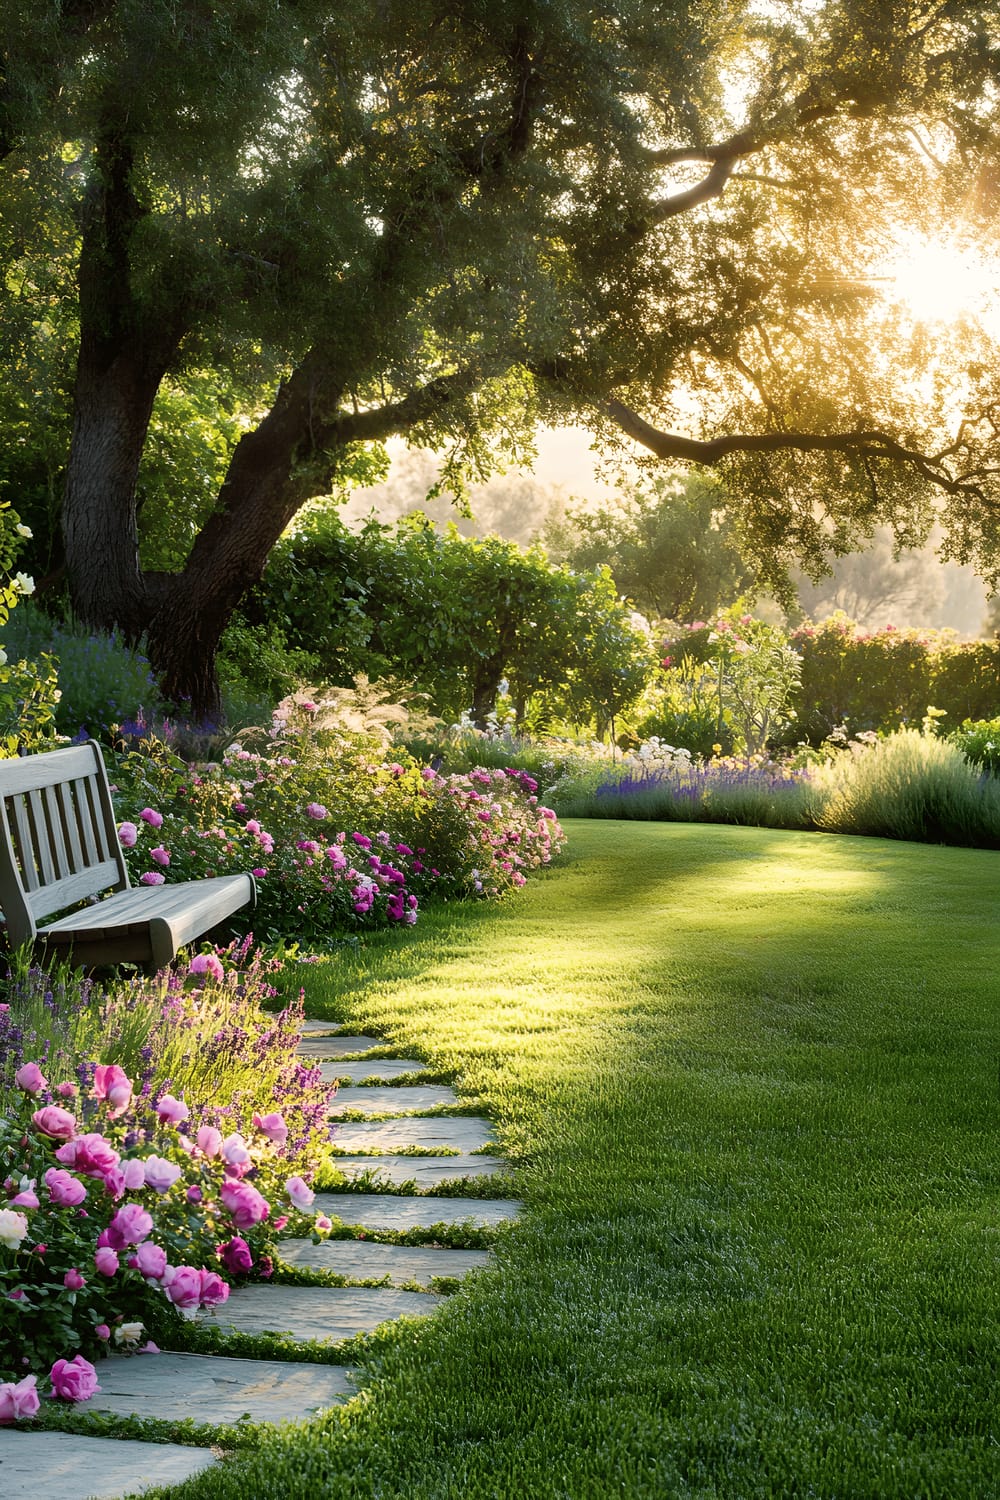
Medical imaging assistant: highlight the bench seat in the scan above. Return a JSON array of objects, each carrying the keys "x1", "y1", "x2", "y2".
[{"x1": 39, "y1": 873, "x2": 256, "y2": 969}]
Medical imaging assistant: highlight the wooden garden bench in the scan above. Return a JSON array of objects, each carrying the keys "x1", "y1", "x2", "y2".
[{"x1": 0, "y1": 741, "x2": 255, "y2": 969}]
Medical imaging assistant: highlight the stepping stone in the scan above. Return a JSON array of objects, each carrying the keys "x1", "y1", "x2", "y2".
[
  {"x1": 319, "y1": 1058, "x2": 428, "y2": 1084},
  {"x1": 297, "y1": 1034, "x2": 383, "y2": 1058},
  {"x1": 314, "y1": 1192, "x2": 521, "y2": 1230},
  {"x1": 280, "y1": 1238, "x2": 492, "y2": 1286},
  {"x1": 330, "y1": 1154, "x2": 508, "y2": 1188},
  {"x1": 301, "y1": 1020, "x2": 343, "y2": 1034},
  {"x1": 329, "y1": 1085, "x2": 458, "y2": 1117},
  {"x1": 0, "y1": 1429, "x2": 215, "y2": 1498},
  {"x1": 81, "y1": 1351, "x2": 355, "y2": 1425},
  {"x1": 198, "y1": 1284, "x2": 437, "y2": 1343},
  {"x1": 331, "y1": 1116, "x2": 497, "y2": 1154}
]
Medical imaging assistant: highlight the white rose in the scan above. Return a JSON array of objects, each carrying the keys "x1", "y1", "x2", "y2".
[
  {"x1": 15, "y1": 524, "x2": 32, "y2": 539},
  {"x1": 0, "y1": 1209, "x2": 28, "y2": 1250},
  {"x1": 114, "y1": 1321, "x2": 145, "y2": 1346},
  {"x1": 12, "y1": 572, "x2": 34, "y2": 596}
]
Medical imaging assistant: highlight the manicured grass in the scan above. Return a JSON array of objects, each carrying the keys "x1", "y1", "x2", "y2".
[{"x1": 151, "y1": 821, "x2": 1000, "y2": 1498}]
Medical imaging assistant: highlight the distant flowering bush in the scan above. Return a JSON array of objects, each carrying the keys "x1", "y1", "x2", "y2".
[
  {"x1": 0, "y1": 943, "x2": 338, "y2": 1386},
  {"x1": 106, "y1": 705, "x2": 565, "y2": 944}
]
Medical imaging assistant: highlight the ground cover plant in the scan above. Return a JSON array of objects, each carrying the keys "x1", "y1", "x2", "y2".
[
  {"x1": 0, "y1": 943, "x2": 337, "y2": 1399},
  {"x1": 107, "y1": 818, "x2": 1000, "y2": 1498}
]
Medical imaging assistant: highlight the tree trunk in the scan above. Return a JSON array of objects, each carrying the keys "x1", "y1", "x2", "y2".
[{"x1": 62, "y1": 354, "x2": 162, "y2": 637}]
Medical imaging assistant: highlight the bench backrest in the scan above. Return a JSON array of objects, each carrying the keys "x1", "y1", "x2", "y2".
[{"x1": 0, "y1": 741, "x2": 129, "y2": 947}]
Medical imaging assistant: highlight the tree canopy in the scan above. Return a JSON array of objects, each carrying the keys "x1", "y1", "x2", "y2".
[{"x1": 2, "y1": 1, "x2": 1000, "y2": 712}]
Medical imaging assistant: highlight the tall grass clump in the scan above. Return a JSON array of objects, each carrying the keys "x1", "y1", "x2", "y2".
[
  {"x1": 813, "y1": 728, "x2": 1000, "y2": 845},
  {"x1": 554, "y1": 757, "x2": 816, "y2": 829}
]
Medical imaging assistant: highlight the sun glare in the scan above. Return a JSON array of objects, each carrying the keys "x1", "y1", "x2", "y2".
[{"x1": 881, "y1": 233, "x2": 1000, "y2": 331}]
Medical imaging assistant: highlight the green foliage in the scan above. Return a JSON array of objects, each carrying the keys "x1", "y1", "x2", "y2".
[
  {"x1": 949, "y1": 717, "x2": 1000, "y2": 776},
  {"x1": 248, "y1": 513, "x2": 655, "y2": 735},
  {"x1": 545, "y1": 471, "x2": 755, "y2": 621},
  {"x1": 636, "y1": 654, "x2": 735, "y2": 759}
]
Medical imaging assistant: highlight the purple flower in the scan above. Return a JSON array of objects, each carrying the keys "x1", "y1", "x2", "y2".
[
  {"x1": 305, "y1": 802, "x2": 328, "y2": 820},
  {"x1": 139, "y1": 871, "x2": 165, "y2": 886}
]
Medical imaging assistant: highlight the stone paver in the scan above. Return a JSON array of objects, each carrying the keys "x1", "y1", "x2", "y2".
[
  {"x1": 331, "y1": 1115, "x2": 497, "y2": 1153},
  {"x1": 331, "y1": 1153, "x2": 507, "y2": 1188},
  {"x1": 320, "y1": 1058, "x2": 428, "y2": 1084},
  {"x1": 314, "y1": 1192, "x2": 521, "y2": 1230},
  {"x1": 297, "y1": 1034, "x2": 384, "y2": 1058},
  {"x1": 0, "y1": 1430, "x2": 216, "y2": 1499},
  {"x1": 280, "y1": 1237, "x2": 492, "y2": 1286},
  {"x1": 300, "y1": 1020, "x2": 344, "y2": 1035},
  {"x1": 197, "y1": 1284, "x2": 438, "y2": 1343},
  {"x1": 329, "y1": 1085, "x2": 457, "y2": 1116},
  {"x1": 82, "y1": 1351, "x2": 355, "y2": 1425}
]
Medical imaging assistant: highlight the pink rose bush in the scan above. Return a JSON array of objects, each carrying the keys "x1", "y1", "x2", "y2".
[
  {"x1": 104, "y1": 712, "x2": 564, "y2": 946},
  {"x1": 0, "y1": 945, "x2": 337, "y2": 1389}
]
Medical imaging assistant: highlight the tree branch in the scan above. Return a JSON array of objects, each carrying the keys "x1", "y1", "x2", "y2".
[{"x1": 604, "y1": 398, "x2": 988, "y2": 500}]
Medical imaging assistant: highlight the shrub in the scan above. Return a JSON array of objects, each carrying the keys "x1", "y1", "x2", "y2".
[
  {"x1": 108, "y1": 706, "x2": 565, "y2": 945},
  {"x1": 0, "y1": 943, "x2": 336, "y2": 1384},
  {"x1": 812, "y1": 729, "x2": 1000, "y2": 845},
  {"x1": 949, "y1": 717, "x2": 1000, "y2": 776},
  {"x1": 1, "y1": 602, "x2": 167, "y2": 740}
]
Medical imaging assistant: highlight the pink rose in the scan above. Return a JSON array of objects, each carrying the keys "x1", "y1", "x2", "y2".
[
  {"x1": 117, "y1": 821, "x2": 138, "y2": 848},
  {"x1": 14, "y1": 1061, "x2": 47, "y2": 1094},
  {"x1": 0, "y1": 1374, "x2": 39, "y2": 1423},
  {"x1": 198, "y1": 1269, "x2": 230, "y2": 1308},
  {"x1": 44, "y1": 1168, "x2": 87, "y2": 1207},
  {"x1": 219, "y1": 1179, "x2": 269, "y2": 1230},
  {"x1": 219, "y1": 1236, "x2": 253, "y2": 1274},
  {"x1": 10, "y1": 1183, "x2": 39, "y2": 1209},
  {"x1": 140, "y1": 1157, "x2": 181, "y2": 1194},
  {"x1": 150, "y1": 845, "x2": 170, "y2": 866},
  {"x1": 306, "y1": 802, "x2": 328, "y2": 819},
  {"x1": 244, "y1": 820, "x2": 261, "y2": 835},
  {"x1": 315, "y1": 1214, "x2": 333, "y2": 1233},
  {"x1": 55, "y1": 1081, "x2": 78, "y2": 1099},
  {"x1": 285, "y1": 1176, "x2": 315, "y2": 1211},
  {"x1": 155, "y1": 1094, "x2": 189, "y2": 1126},
  {"x1": 189, "y1": 952, "x2": 224, "y2": 983},
  {"x1": 195, "y1": 1126, "x2": 223, "y2": 1158},
  {"x1": 63, "y1": 1268, "x2": 86, "y2": 1290},
  {"x1": 134, "y1": 1241, "x2": 168, "y2": 1280},
  {"x1": 57, "y1": 1132, "x2": 119, "y2": 1177},
  {"x1": 186, "y1": 1185, "x2": 203, "y2": 1204},
  {"x1": 162, "y1": 1264, "x2": 202, "y2": 1309},
  {"x1": 93, "y1": 1064, "x2": 133, "y2": 1118},
  {"x1": 32, "y1": 1107, "x2": 76, "y2": 1142},
  {"x1": 95, "y1": 1324, "x2": 111, "y2": 1341},
  {"x1": 252, "y1": 1111, "x2": 288, "y2": 1146},
  {"x1": 139, "y1": 870, "x2": 165, "y2": 885},
  {"x1": 107, "y1": 1202, "x2": 153, "y2": 1248},
  {"x1": 121, "y1": 1158, "x2": 146, "y2": 1191},
  {"x1": 94, "y1": 1246, "x2": 119, "y2": 1276},
  {"x1": 140, "y1": 807, "x2": 163, "y2": 828},
  {"x1": 49, "y1": 1355, "x2": 100, "y2": 1402},
  {"x1": 221, "y1": 1132, "x2": 251, "y2": 1168}
]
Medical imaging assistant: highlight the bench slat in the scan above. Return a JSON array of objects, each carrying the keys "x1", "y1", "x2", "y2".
[
  {"x1": 43, "y1": 784, "x2": 71, "y2": 880},
  {"x1": 57, "y1": 780, "x2": 87, "y2": 873},
  {"x1": 9, "y1": 794, "x2": 39, "y2": 892},
  {"x1": 27, "y1": 789, "x2": 57, "y2": 888}
]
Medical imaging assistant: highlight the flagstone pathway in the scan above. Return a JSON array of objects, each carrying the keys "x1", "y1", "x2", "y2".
[{"x1": 0, "y1": 1023, "x2": 521, "y2": 1500}]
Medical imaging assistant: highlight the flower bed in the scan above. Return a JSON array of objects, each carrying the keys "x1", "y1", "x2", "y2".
[
  {"x1": 0, "y1": 944, "x2": 336, "y2": 1405},
  {"x1": 108, "y1": 707, "x2": 565, "y2": 945}
]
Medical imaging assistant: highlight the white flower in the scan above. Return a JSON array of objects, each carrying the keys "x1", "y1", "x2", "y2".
[
  {"x1": 0, "y1": 1209, "x2": 28, "y2": 1249},
  {"x1": 0, "y1": 649, "x2": 7, "y2": 666},
  {"x1": 14, "y1": 524, "x2": 32, "y2": 539},
  {"x1": 12, "y1": 572, "x2": 34, "y2": 595},
  {"x1": 114, "y1": 1321, "x2": 145, "y2": 1346}
]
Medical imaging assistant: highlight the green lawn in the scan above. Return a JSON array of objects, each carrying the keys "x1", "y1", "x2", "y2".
[{"x1": 157, "y1": 820, "x2": 1000, "y2": 1498}]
